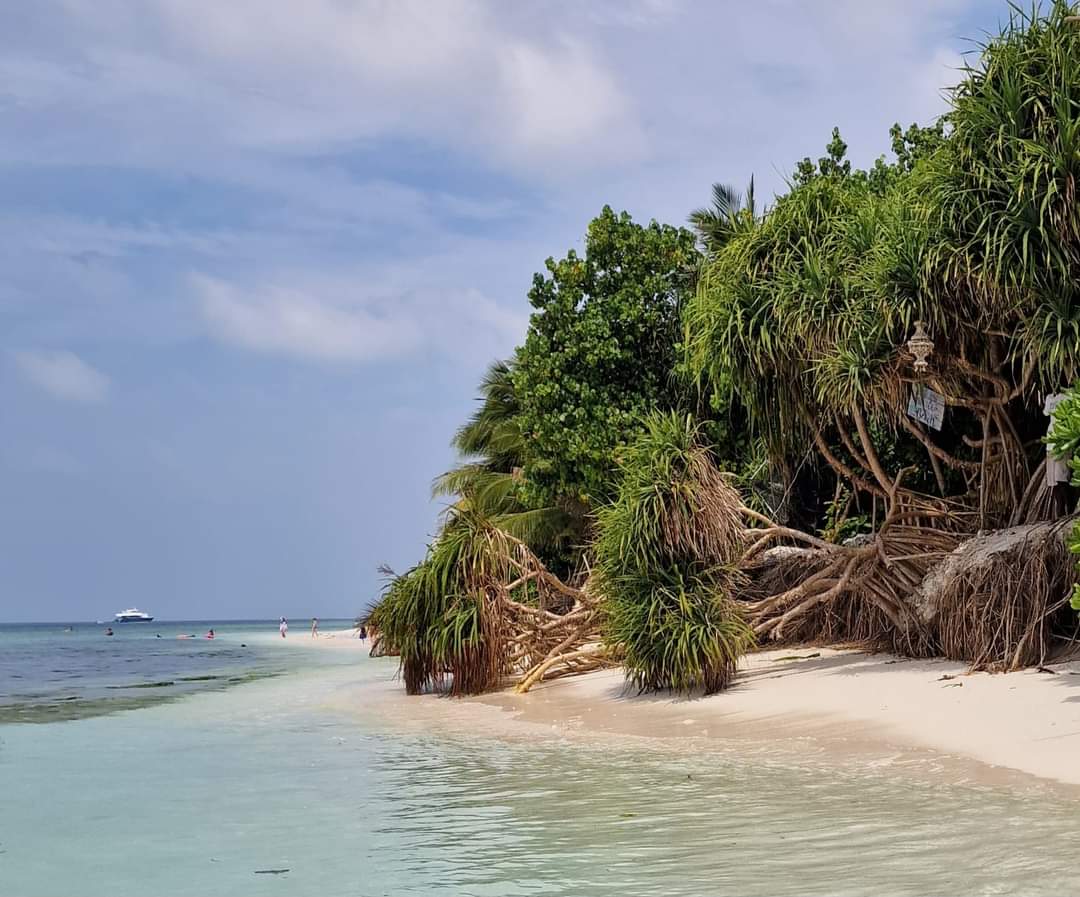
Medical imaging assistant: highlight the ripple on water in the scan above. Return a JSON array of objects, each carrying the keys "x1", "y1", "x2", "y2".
[
  {"x1": 359, "y1": 731, "x2": 1080, "y2": 897},
  {"x1": 3, "y1": 649, "x2": 1080, "y2": 897}
]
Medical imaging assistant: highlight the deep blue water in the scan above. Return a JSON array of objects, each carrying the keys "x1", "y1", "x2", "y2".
[{"x1": 0, "y1": 620, "x2": 354, "y2": 722}]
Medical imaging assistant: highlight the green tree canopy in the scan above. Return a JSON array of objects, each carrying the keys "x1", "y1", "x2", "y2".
[
  {"x1": 685, "y1": 2, "x2": 1080, "y2": 527},
  {"x1": 514, "y1": 206, "x2": 700, "y2": 509}
]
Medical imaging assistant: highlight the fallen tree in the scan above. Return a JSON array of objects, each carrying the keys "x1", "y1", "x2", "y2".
[{"x1": 370, "y1": 512, "x2": 611, "y2": 696}]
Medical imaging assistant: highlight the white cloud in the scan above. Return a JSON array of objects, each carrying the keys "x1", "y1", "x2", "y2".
[
  {"x1": 0, "y1": 0, "x2": 981, "y2": 231},
  {"x1": 0, "y1": 0, "x2": 644, "y2": 180},
  {"x1": 12, "y1": 349, "x2": 110, "y2": 402},
  {"x1": 0, "y1": 0, "x2": 990, "y2": 377},
  {"x1": 496, "y1": 38, "x2": 639, "y2": 163},
  {"x1": 195, "y1": 276, "x2": 421, "y2": 362},
  {"x1": 194, "y1": 272, "x2": 527, "y2": 365}
]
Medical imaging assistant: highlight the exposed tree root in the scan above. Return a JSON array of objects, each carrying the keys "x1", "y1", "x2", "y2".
[
  {"x1": 738, "y1": 492, "x2": 963, "y2": 653},
  {"x1": 916, "y1": 519, "x2": 1079, "y2": 669},
  {"x1": 383, "y1": 471, "x2": 1079, "y2": 696},
  {"x1": 737, "y1": 502, "x2": 1080, "y2": 669}
]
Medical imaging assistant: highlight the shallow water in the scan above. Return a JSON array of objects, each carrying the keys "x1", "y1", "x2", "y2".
[
  {"x1": 0, "y1": 621, "x2": 348, "y2": 722},
  {"x1": 2, "y1": 631, "x2": 1080, "y2": 896}
]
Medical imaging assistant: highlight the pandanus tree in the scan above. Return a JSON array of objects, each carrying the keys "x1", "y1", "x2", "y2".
[
  {"x1": 373, "y1": 505, "x2": 608, "y2": 696},
  {"x1": 683, "y1": 1, "x2": 1080, "y2": 660},
  {"x1": 374, "y1": 360, "x2": 604, "y2": 695},
  {"x1": 597, "y1": 413, "x2": 754, "y2": 693}
]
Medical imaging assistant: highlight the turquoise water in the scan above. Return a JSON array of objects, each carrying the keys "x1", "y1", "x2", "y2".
[{"x1": 3, "y1": 625, "x2": 1080, "y2": 896}]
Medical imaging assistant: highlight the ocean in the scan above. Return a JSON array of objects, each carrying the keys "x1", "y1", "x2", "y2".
[
  {"x1": 0, "y1": 621, "x2": 326, "y2": 724},
  {"x1": 3, "y1": 621, "x2": 1080, "y2": 896}
]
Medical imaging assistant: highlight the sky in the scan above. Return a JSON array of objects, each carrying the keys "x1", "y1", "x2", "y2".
[{"x1": 0, "y1": 0, "x2": 1008, "y2": 623}]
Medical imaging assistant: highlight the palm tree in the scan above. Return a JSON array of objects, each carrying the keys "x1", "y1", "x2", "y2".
[
  {"x1": 688, "y1": 177, "x2": 757, "y2": 255},
  {"x1": 433, "y1": 360, "x2": 578, "y2": 555}
]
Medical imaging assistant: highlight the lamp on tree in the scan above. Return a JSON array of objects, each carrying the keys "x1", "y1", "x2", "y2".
[{"x1": 907, "y1": 320, "x2": 934, "y2": 374}]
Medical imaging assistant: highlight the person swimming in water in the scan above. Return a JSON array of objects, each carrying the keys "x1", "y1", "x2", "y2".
[
  {"x1": 206, "y1": 629, "x2": 215, "y2": 639},
  {"x1": 105, "y1": 627, "x2": 114, "y2": 636}
]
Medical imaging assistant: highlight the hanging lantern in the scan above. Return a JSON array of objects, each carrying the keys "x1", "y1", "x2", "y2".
[{"x1": 907, "y1": 320, "x2": 934, "y2": 374}]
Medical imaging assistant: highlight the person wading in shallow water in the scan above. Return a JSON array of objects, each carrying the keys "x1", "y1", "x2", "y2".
[
  {"x1": 311, "y1": 617, "x2": 319, "y2": 638},
  {"x1": 279, "y1": 617, "x2": 288, "y2": 639}
]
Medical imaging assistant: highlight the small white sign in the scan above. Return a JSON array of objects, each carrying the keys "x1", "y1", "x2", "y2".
[
  {"x1": 1044, "y1": 392, "x2": 1071, "y2": 486},
  {"x1": 1044, "y1": 392, "x2": 1067, "y2": 419},
  {"x1": 907, "y1": 385, "x2": 945, "y2": 431}
]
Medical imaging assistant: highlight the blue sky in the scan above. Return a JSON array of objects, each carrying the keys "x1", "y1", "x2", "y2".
[{"x1": 1, "y1": 0, "x2": 1005, "y2": 622}]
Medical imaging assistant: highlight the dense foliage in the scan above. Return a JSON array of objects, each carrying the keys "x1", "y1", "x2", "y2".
[
  {"x1": 514, "y1": 206, "x2": 699, "y2": 508},
  {"x1": 374, "y1": 1, "x2": 1080, "y2": 697},
  {"x1": 934, "y1": 0, "x2": 1080, "y2": 375},
  {"x1": 684, "y1": 2, "x2": 1080, "y2": 528},
  {"x1": 1046, "y1": 385, "x2": 1080, "y2": 610},
  {"x1": 596, "y1": 413, "x2": 754, "y2": 693}
]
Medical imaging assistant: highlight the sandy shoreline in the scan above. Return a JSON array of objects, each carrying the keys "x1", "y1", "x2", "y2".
[
  {"x1": 305, "y1": 636, "x2": 1080, "y2": 792},
  {"x1": 268, "y1": 627, "x2": 369, "y2": 647}
]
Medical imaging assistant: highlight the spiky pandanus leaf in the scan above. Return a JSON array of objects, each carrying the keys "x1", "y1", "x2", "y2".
[
  {"x1": 373, "y1": 509, "x2": 515, "y2": 695},
  {"x1": 596, "y1": 412, "x2": 754, "y2": 694}
]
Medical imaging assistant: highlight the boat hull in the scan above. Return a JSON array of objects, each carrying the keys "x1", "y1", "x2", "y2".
[{"x1": 114, "y1": 616, "x2": 154, "y2": 623}]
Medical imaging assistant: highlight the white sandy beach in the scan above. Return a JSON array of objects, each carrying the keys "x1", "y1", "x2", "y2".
[{"x1": 327, "y1": 642, "x2": 1080, "y2": 791}]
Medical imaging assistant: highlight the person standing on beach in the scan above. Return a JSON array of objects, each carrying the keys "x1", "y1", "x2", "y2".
[
  {"x1": 279, "y1": 617, "x2": 288, "y2": 639},
  {"x1": 311, "y1": 617, "x2": 319, "y2": 638}
]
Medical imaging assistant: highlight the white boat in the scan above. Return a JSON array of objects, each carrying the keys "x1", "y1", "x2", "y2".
[{"x1": 114, "y1": 607, "x2": 154, "y2": 623}]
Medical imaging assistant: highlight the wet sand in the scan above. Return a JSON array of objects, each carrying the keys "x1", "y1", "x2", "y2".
[{"x1": 335, "y1": 645, "x2": 1080, "y2": 792}]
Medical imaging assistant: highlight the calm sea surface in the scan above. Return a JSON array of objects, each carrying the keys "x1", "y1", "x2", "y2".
[
  {"x1": 3, "y1": 621, "x2": 1080, "y2": 896},
  {"x1": 0, "y1": 620, "x2": 351, "y2": 723}
]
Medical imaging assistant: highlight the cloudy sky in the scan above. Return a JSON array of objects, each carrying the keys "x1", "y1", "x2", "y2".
[{"x1": 1, "y1": 0, "x2": 1005, "y2": 622}]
